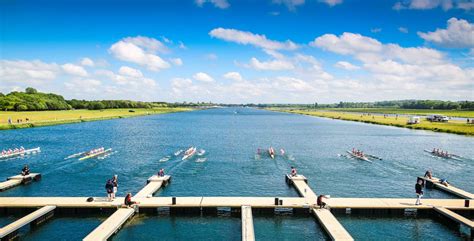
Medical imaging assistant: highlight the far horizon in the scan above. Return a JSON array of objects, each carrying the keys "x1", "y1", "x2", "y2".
[{"x1": 1, "y1": 0, "x2": 473, "y2": 104}]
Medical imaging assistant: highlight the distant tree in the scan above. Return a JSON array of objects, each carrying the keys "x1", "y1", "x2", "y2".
[{"x1": 25, "y1": 87, "x2": 38, "y2": 94}]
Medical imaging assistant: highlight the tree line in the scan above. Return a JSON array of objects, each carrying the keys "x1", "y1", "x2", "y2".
[{"x1": 0, "y1": 88, "x2": 167, "y2": 111}]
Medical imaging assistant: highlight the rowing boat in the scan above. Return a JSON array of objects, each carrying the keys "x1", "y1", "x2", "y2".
[
  {"x1": 197, "y1": 149, "x2": 206, "y2": 156},
  {"x1": 182, "y1": 147, "x2": 196, "y2": 160},
  {"x1": 424, "y1": 150, "x2": 462, "y2": 160},
  {"x1": 346, "y1": 151, "x2": 372, "y2": 162},
  {"x1": 174, "y1": 149, "x2": 183, "y2": 156},
  {"x1": 268, "y1": 147, "x2": 275, "y2": 159},
  {"x1": 64, "y1": 151, "x2": 85, "y2": 160},
  {"x1": 79, "y1": 148, "x2": 112, "y2": 161},
  {"x1": 0, "y1": 147, "x2": 41, "y2": 159}
]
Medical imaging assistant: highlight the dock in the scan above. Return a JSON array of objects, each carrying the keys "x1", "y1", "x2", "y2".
[
  {"x1": 312, "y1": 208, "x2": 354, "y2": 241},
  {"x1": 418, "y1": 176, "x2": 474, "y2": 199},
  {"x1": 83, "y1": 208, "x2": 135, "y2": 241},
  {"x1": 0, "y1": 174, "x2": 472, "y2": 240},
  {"x1": 0, "y1": 173, "x2": 41, "y2": 192},
  {"x1": 241, "y1": 206, "x2": 255, "y2": 241},
  {"x1": 285, "y1": 174, "x2": 317, "y2": 200},
  {"x1": 0, "y1": 205, "x2": 55, "y2": 241},
  {"x1": 83, "y1": 175, "x2": 170, "y2": 241}
]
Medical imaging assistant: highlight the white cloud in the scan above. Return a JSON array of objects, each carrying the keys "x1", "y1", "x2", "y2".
[
  {"x1": 178, "y1": 41, "x2": 187, "y2": 49},
  {"x1": 62, "y1": 63, "x2": 88, "y2": 77},
  {"x1": 0, "y1": 60, "x2": 60, "y2": 83},
  {"x1": 223, "y1": 71, "x2": 243, "y2": 81},
  {"x1": 195, "y1": 0, "x2": 230, "y2": 9},
  {"x1": 371, "y1": 28, "x2": 382, "y2": 33},
  {"x1": 170, "y1": 58, "x2": 183, "y2": 66},
  {"x1": 205, "y1": 53, "x2": 218, "y2": 60},
  {"x1": 249, "y1": 57, "x2": 295, "y2": 71},
  {"x1": 334, "y1": 61, "x2": 360, "y2": 70},
  {"x1": 393, "y1": 0, "x2": 473, "y2": 10},
  {"x1": 310, "y1": 32, "x2": 383, "y2": 55},
  {"x1": 109, "y1": 37, "x2": 171, "y2": 71},
  {"x1": 272, "y1": 0, "x2": 342, "y2": 10},
  {"x1": 122, "y1": 36, "x2": 169, "y2": 54},
  {"x1": 398, "y1": 27, "x2": 409, "y2": 33},
  {"x1": 193, "y1": 72, "x2": 214, "y2": 82},
  {"x1": 65, "y1": 78, "x2": 102, "y2": 93},
  {"x1": 418, "y1": 18, "x2": 474, "y2": 48},
  {"x1": 118, "y1": 66, "x2": 143, "y2": 78},
  {"x1": 209, "y1": 28, "x2": 298, "y2": 50},
  {"x1": 80, "y1": 58, "x2": 94, "y2": 67}
]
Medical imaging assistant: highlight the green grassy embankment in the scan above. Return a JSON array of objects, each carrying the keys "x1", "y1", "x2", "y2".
[
  {"x1": 0, "y1": 107, "x2": 192, "y2": 130},
  {"x1": 269, "y1": 108, "x2": 474, "y2": 136}
]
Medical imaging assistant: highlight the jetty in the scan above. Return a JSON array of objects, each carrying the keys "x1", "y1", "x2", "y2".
[
  {"x1": 0, "y1": 174, "x2": 472, "y2": 240},
  {"x1": 83, "y1": 175, "x2": 170, "y2": 241},
  {"x1": 0, "y1": 205, "x2": 55, "y2": 241},
  {"x1": 418, "y1": 176, "x2": 474, "y2": 199},
  {"x1": 0, "y1": 173, "x2": 41, "y2": 192}
]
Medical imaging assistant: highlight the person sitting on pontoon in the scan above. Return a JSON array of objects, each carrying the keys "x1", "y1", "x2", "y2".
[
  {"x1": 424, "y1": 170, "x2": 433, "y2": 179},
  {"x1": 290, "y1": 166, "x2": 297, "y2": 177},
  {"x1": 158, "y1": 168, "x2": 165, "y2": 177},
  {"x1": 21, "y1": 165, "x2": 30, "y2": 176},
  {"x1": 317, "y1": 195, "x2": 327, "y2": 209},
  {"x1": 124, "y1": 192, "x2": 139, "y2": 207},
  {"x1": 439, "y1": 178, "x2": 449, "y2": 187}
]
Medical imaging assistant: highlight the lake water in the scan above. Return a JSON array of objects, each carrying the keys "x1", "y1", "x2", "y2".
[{"x1": 1, "y1": 107, "x2": 473, "y2": 240}]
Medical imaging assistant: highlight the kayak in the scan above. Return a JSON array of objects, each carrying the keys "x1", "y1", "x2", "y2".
[
  {"x1": 79, "y1": 148, "x2": 112, "y2": 161},
  {"x1": 0, "y1": 147, "x2": 41, "y2": 159},
  {"x1": 346, "y1": 151, "x2": 372, "y2": 163},
  {"x1": 182, "y1": 147, "x2": 196, "y2": 160},
  {"x1": 174, "y1": 149, "x2": 183, "y2": 156},
  {"x1": 197, "y1": 149, "x2": 206, "y2": 156}
]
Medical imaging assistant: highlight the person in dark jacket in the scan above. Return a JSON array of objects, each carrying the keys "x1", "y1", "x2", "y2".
[
  {"x1": 317, "y1": 195, "x2": 327, "y2": 208},
  {"x1": 124, "y1": 192, "x2": 139, "y2": 207},
  {"x1": 21, "y1": 165, "x2": 30, "y2": 176},
  {"x1": 415, "y1": 179, "x2": 424, "y2": 205},
  {"x1": 105, "y1": 179, "x2": 114, "y2": 201}
]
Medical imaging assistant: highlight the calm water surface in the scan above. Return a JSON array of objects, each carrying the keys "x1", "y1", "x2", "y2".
[{"x1": 1, "y1": 108, "x2": 472, "y2": 240}]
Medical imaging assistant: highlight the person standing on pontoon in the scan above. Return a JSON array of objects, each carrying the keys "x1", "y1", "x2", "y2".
[
  {"x1": 112, "y1": 175, "x2": 118, "y2": 200},
  {"x1": 415, "y1": 179, "x2": 424, "y2": 205}
]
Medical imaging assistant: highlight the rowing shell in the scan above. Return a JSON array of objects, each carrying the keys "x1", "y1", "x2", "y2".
[
  {"x1": 346, "y1": 151, "x2": 372, "y2": 163},
  {"x1": 424, "y1": 150, "x2": 462, "y2": 161},
  {"x1": 182, "y1": 147, "x2": 196, "y2": 160},
  {"x1": 0, "y1": 147, "x2": 41, "y2": 159},
  {"x1": 79, "y1": 148, "x2": 112, "y2": 161}
]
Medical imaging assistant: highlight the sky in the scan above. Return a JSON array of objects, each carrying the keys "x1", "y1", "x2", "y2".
[{"x1": 1, "y1": 0, "x2": 473, "y2": 104}]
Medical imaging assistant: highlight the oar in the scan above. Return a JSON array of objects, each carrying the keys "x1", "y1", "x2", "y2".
[{"x1": 367, "y1": 154, "x2": 382, "y2": 160}]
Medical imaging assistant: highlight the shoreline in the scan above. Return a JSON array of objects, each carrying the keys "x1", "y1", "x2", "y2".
[
  {"x1": 0, "y1": 108, "x2": 193, "y2": 131},
  {"x1": 268, "y1": 109, "x2": 474, "y2": 136}
]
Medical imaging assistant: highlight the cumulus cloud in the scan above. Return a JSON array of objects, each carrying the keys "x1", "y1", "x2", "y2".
[
  {"x1": 310, "y1": 32, "x2": 383, "y2": 55},
  {"x1": 65, "y1": 79, "x2": 102, "y2": 93},
  {"x1": 193, "y1": 72, "x2": 214, "y2": 82},
  {"x1": 335, "y1": 61, "x2": 360, "y2": 70},
  {"x1": 80, "y1": 58, "x2": 94, "y2": 67},
  {"x1": 398, "y1": 27, "x2": 409, "y2": 33},
  {"x1": 0, "y1": 60, "x2": 60, "y2": 83},
  {"x1": 170, "y1": 58, "x2": 183, "y2": 66},
  {"x1": 61, "y1": 63, "x2": 88, "y2": 77},
  {"x1": 393, "y1": 0, "x2": 474, "y2": 10},
  {"x1": 109, "y1": 36, "x2": 171, "y2": 71},
  {"x1": 209, "y1": 28, "x2": 298, "y2": 51},
  {"x1": 249, "y1": 57, "x2": 295, "y2": 71},
  {"x1": 118, "y1": 66, "x2": 143, "y2": 78},
  {"x1": 223, "y1": 71, "x2": 243, "y2": 81},
  {"x1": 195, "y1": 0, "x2": 230, "y2": 9},
  {"x1": 418, "y1": 18, "x2": 474, "y2": 48}
]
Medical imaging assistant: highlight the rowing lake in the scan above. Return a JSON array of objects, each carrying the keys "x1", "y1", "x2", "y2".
[{"x1": 1, "y1": 107, "x2": 473, "y2": 240}]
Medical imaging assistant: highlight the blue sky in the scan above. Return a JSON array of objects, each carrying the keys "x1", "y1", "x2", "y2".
[{"x1": 1, "y1": 0, "x2": 473, "y2": 103}]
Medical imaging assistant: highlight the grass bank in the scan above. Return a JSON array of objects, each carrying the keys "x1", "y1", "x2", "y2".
[
  {"x1": 269, "y1": 108, "x2": 474, "y2": 136},
  {"x1": 324, "y1": 108, "x2": 474, "y2": 118},
  {"x1": 0, "y1": 107, "x2": 192, "y2": 130}
]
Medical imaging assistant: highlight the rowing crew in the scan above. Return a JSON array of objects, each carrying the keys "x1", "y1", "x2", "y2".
[
  {"x1": 431, "y1": 148, "x2": 450, "y2": 157},
  {"x1": 87, "y1": 147, "x2": 105, "y2": 155},
  {"x1": 1, "y1": 146, "x2": 25, "y2": 156},
  {"x1": 351, "y1": 148, "x2": 366, "y2": 158}
]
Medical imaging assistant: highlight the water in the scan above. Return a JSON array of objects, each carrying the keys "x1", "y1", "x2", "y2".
[{"x1": 0, "y1": 107, "x2": 473, "y2": 240}]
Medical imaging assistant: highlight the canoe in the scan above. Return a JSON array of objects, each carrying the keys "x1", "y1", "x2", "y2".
[
  {"x1": 79, "y1": 148, "x2": 112, "y2": 161},
  {"x1": 268, "y1": 148, "x2": 275, "y2": 159},
  {"x1": 424, "y1": 150, "x2": 462, "y2": 160},
  {"x1": 346, "y1": 151, "x2": 372, "y2": 163},
  {"x1": 0, "y1": 147, "x2": 41, "y2": 159}
]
